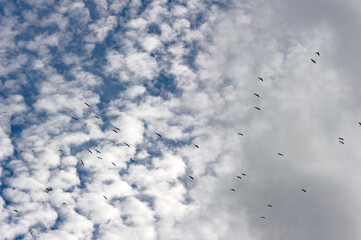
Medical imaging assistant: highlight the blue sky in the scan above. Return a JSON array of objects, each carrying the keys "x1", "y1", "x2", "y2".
[{"x1": 1, "y1": 0, "x2": 361, "y2": 239}]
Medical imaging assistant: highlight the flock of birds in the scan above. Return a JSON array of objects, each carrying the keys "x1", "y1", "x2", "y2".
[{"x1": 5, "y1": 51, "x2": 361, "y2": 221}]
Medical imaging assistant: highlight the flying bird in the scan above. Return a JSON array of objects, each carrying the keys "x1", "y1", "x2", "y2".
[
  {"x1": 194, "y1": 144, "x2": 199, "y2": 148},
  {"x1": 59, "y1": 149, "x2": 63, "y2": 153},
  {"x1": 124, "y1": 143, "x2": 130, "y2": 147},
  {"x1": 94, "y1": 115, "x2": 100, "y2": 119},
  {"x1": 277, "y1": 153, "x2": 284, "y2": 156},
  {"x1": 111, "y1": 162, "x2": 116, "y2": 166},
  {"x1": 189, "y1": 176, "x2": 194, "y2": 180},
  {"x1": 62, "y1": 202, "x2": 66, "y2": 205},
  {"x1": 155, "y1": 133, "x2": 162, "y2": 138},
  {"x1": 95, "y1": 149, "x2": 101, "y2": 154},
  {"x1": 13, "y1": 209, "x2": 19, "y2": 213},
  {"x1": 130, "y1": 158, "x2": 135, "y2": 163},
  {"x1": 253, "y1": 93, "x2": 260, "y2": 97},
  {"x1": 112, "y1": 129, "x2": 118, "y2": 133},
  {"x1": 254, "y1": 107, "x2": 261, "y2": 111},
  {"x1": 84, "y1": 102, "x2": 90, "y2": 107},
  {"x1": 339, "y1": 140, "x2": 344, "y2": 145},
  {"x1": 114, "y1": 127, "x2": 120, "y2": 131},
  {"x1": 87, "y1": 149, "x2": 92, "y2": 154},
  {"x1": 301, "y1": 189, "x2": 307, "y2": 193},
  {"x1": 71, "y1": 116, "x2": 78, "y2": 120},
  {"x1": 80, "y1": 160, "x2": 84, "y2": 166},
  {"x1": 268, "y1": 205, "x2": 272, "y2": 207},
  {"x1": 311, "y1": 59, "x2": 316, "y2": 64},
  {"x1": 230, "y1": 188, "x2": 235, "y2": 192},
  {"x1": 46, "y1": 187, "x2": 53, "y2": 192},
  {"x1": 338, "y1": 137, "x2": 344, "y2": 141},
  {"x1": 103, "y1": 195, "x2": 107, "y2": 200},
  {"x1": 237, "y1": 133, "x2": 243, "y2": 136},
  {"x1": 261, "y1": 216, "x2": 266, "y2": 219},
  {"x1": 237, "y1": 176, "x2": 242, "y2": 179},
  {"x1": 242, "y1": 173, "x2": 246, "y2": 176},
  {"x1": 359, "y1": 122, "x2": 361, "y2": 126},
  {"x1": 97, "y1": 156, "x2": 102, "y2": 160},
  {"x1": 258, "y1": 77, "x2": 263, "y2": 81},
  {"x1": 315, "y1": 52, "x2": 320, "y2": 56}
]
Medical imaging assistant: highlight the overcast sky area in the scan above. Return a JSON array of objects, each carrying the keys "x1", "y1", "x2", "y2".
[{"x1": 1, "y1": 0, "x2": 361, "y2": 239}]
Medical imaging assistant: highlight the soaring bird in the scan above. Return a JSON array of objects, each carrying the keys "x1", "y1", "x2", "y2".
[
  {"x1": 359, "y1": 122, "x2": 361, "y2": 126},
  {"x1": 237, "y1": 133, "x2": 243, "y2": 136},
  {"x1": 242, "y1": 173, "x2": 246, "y2": 176},
  {"x1": 62, "y1": 202, "x2": 66, "y2": 205},
  {"x1": 114, "y1": 127, "x2": 120, "y2": 131},
  {"x1": 155, "y1": 133, "x2": 162, "y2": 138},
  {"x1": 13, "y1": 209, "x2": 19, "y2": 213},
  {"x1": 59, "y1": 149, "x2": 63, "y2": 153},
  {"x1": 80, "y1": 160, "x2": 84, "y2": 166},
  {"x1": 130, "y1": 158, "x2": 135, "y2": 163},
  {"x1": 194, "y1": 144, "x2": 199, "y2": 148},
  {"x1": 268, "y1": 205, "x2": 272, "y2": 207},
  {"x1": 103, "y1": 195, "x2": 107, "y2": 200},
  {"x1": 237, "y1": 176, "x2": 242, "y2": 179},
  {"x1": 338, "y1": 137, "x2": 344, "y2": 141},
  {"x1": 261, "y1": 216, "x2": 266, "y2": 219},
  {"x1": 97, "y1": 156, "x2": 102, "y2": 160},
  {"x1": 124, "y1": 143, "x2": 130, "y2": 147},
  {"x1": 112, "y1": 129, "x2": 118, "y2": 133},
  {"x1": 301, "y1": 189, "x2": 307, "y2": 193},
  {"x1": 71, "y1": 116, "x2": 78, "y2": 120},
  {"x1": 189, "y1": 176, "x2": 194, "y2": 180},
  {"x1": 84, "y1": 102, "x2": 90, "y2": 107},
  {"x1": 253, "y1": 93, "x2": 260, "y2": 97},
  {"x1": 231, "y1": 188, "x2": 236, "y2": 192},
  {"x1": 46, "y1": 187, "x2": 53, "y2": 192},
  {"x1": 339, "y1": 140, "x2": 344, "y2": 145},
  {"x1": 95, "y1": 149, "x2": 101, "y2": 154},
  {"x1": 311, "y1": 59, "x2": 316, "y2": 64},
  {"x1": 258, "y1": 77, "x2": 264, "y2": 81},
  {"x1": 87, "y1": 149, "x2": 92, "y2": 154},
  {"x1": 316, "y1": 52, "x2": 320, "y2": 56},
  {"x1": 277, "y1": 153, "x2": 284, "y2": 156},
  {"x1": 94, "y1": 115, "x2": 100, "y2": 119},
  {"x1": 254, "y1": 107, "x2": 261, "y2": 111},
  {"x1": 111, "y1": 162, "x2": 116, "y2": 166}
]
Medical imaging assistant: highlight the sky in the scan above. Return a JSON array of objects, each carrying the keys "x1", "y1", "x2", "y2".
[{"x1": 1, "y1": 0, "x2": 361, "y2": 239}]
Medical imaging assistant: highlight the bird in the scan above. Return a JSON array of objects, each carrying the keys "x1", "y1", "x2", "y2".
[
  {"x1": 155, "y1": 133, "x2": 162, "y2": 138},
  {"x1": 84, "y1": 102, "x2": 90, "y2": 107},
  {"x1": 261, "y1": 216, "x2": 266, "y2": 219},
  {"x1": 301, "y1": 189, "x2": 307, "y2": 193},
  {"x1": 339, "y1": 140, "x2": 344, "y2": 145},
  {"x1": 94, "y1": 115, "x2": 100, "y2": 119},
  {"x1": 71, "y1": 116, "x2": 78, "y2": 120},
  {"x1": 315, "y1": 52, "x2": 320, "y2": 56},
  {"x1": 311, "y1": 59, "x2": 316, "y2": 64},
  {"x1": 111, "y1": 162, "x2": 116, "y2": 166},
  {"x1": 338, "y1": 137, "x2": 344, "y2": 141},
  {"x1": 97, "y1": 156, "x2": 102, "y2": 160},
  {"x1": 237, "y1": 176, "x2": 242, "y2": 179},
  {"x1": 13, "y1": 209, "x2": 19, "y2": 213},
  {"x1": 277, "y1": 153, "x2": 284, "y2": 156},
  {"x1": 32, "y1": 150, "x2": 35, "y2": 153},
  {"x1": 114, "y1": 127, "x2": 120, "y2": 131},
  {"x1": 103, "y1": 195, "x2": 107, "y2": 200},
  {"x1": 242, "y1": 173, "x2": 246, "y2": 176},
  {"x1": 46, "y1": 187, "x2": 53, "y2": 192},
  {"x1": 95, "y1": 149, "x2": 101, "y2": 154},
  {"x1": 59, "y1": 149, "x2": 63, "y2": 153},
  {"x1": 124, "y1": 143, "x2": 130, "y2": 147},
  {"x1": 253, "y1": 93, "x2": 260, "y2": 97},
  {"x1": 80, "y1": 160, "x2": 84, "y2": 166},
  {"x1": 258, "y1": 77, "x2": 263, "y2": 81},
  {"x1": 130, "y1": 158, "x2": 135, "y2": 163},
  {"x1": 254, "y1": 107, "x2": 261, "y2": 111},
  {"x1": 359, "y1": 122, "x2": 361, "y2": 126},
  {"x1": 194, "y1": 144, "x2": 199, "y2": 148},
  {"x1": 268, "y1": 205, "x2": 272, "y2": 207},
  {"x1": 112, "y1": 129, "x2": 118, "y2": 133},
  {"x1": 189, "y1": 176, "x2": 194, "y2": 180},
  {"x1": 62, "y1": 202, "x2": 66, "y2": 205},
  {"x1": 87, "y1": 149, "x2": 92, "y2": 154},
  {"x1": 230, "y1": 188, "x2": 235, "y2": 192},
  {"x1": 237, "y1": 133, "x2": 243, "y2": 136}
]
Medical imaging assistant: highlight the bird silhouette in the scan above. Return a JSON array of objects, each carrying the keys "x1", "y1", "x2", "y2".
[
  {"x1": 301, "y1": 189, "x2": 307, "y2": 193},
  {"x1": 268, "y1": 204, "x2": 272, "y2": 207},
  {"x1": 13, "y1": 209, "x2": 19, "y2": 213},
  {"x1": 71, "y1": 116, "x2": 78, "y2": 120},
  {"x1": 194, "y1": 144, "x2": 199, "y2": 148},
  {"x1": 84, "y1": 102, "x2": 90, "y2": 107},
  {"x1": 114, "y1": 127, "x2": 120, "y2": 131},
  {"x1": 237, "y1": 176, "x2": 242, "y2": 179},
  {"x1": 111, "y1": 162, "x2": 116, "y2": 166},
  {"x1": 254, "y1": 93, "x2": 260, "y2": 97},
  {"x1": 189, "y1": 176, "x2": 194, "y2": 180},
  {"x1": 80, "y1": 160, "x2": 84, "y2": 166},
  {"x1": 237, "y1": 133, "x2": 243, "y2": 136},
  {"x1": 277, "y1": 153, "x2": 284, "y2": 156},
  {"x1": 46, "y1": 187, "x2": 53, "y2": 192},
  {"x1": 97, "y1": 156, "x2": 102, "y2": 160},
  {"x1": 311, "y1": 59, "x2": 316, "y2": 64},
  {"x1": 339, "y1": 140, "x2": 344, "y2": 145},
  {"x1": 94, "y1": 115, "x2": 100, "y2": 119},
  {"x1": 315, "y1": 52, "x2": 320, "y2": 56},
  {"x1": 254, "y1": 107, "x2": 261, "y2": 111},
  {"x1": 124, "y1": 143, "x2": 130, "y2": 147},
  {"x1": 231, "y1": 188, "x2": 235, "y2": 192},
  {"x1": 87, "y1": 149, "x2": 92, "y2": 154},
  {"x1": 258, "y1": 77, "x2": 264, "y2": 81},
  {"x1": 261, "y1": 216, "x2": 266, "y2": 219},
  {"x1": 242, "y1": 173, "x2": 246, "y2": 176},
  {"x1": 130, "y1": 158, "x2": 135, "y2": 163},
  {"x1": 156, "y1": 133, "x2": 162, "y2": 138},
  {"x1": 103, "y1": 195, "x2": 107, "y2": 200},
  {"x1": 95, "y1": 149, "x2": 101, "y2": 154},
  {"x1": 112, "y1": 129, "x2": 118, "y2": 133},
  {"x1": 338, "y1": 137, "x2": 344, "y2": 141}
]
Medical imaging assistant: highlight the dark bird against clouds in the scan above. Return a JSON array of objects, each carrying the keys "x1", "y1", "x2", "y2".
[
  {"x1": 189, "y1": 176, "x2": 194, "y2": 180},
  {"x1": 46, "y1": 187, "x2": 53, "y2": 192},
  {"x1": 155, "y1": 133, "x2": 162, "y2": 138},
  {"x1": 124, "y1": 143, "x2": 130, "y2": 147},
  {"x1": 94, "y1": 115, "x2": 100, "y2": 119},
  {"x1": 114, "y1": 127, "x2": 120, "y2": 131},
  {"x1": 103, "y1": 195, "x2": 107, "y2": 200},
  {"x1": 231, "y1": 188, "x2": 235, "y2": 192},
  {"x1": 130, "y1": 158, "x2": 135, "y2": 163},
  {"x1": 237, "y1": 132, "x2": 243, "y2": 136},
  {"x1": 316, "y1": 52, "x2": 320, "y2": 56},
  {"x1": 111, "y1": 162, "x2": 116, "y2": 166},
  {"x1": 112, "y1": 129, "x2": 118, "y2": 133},
  {"x1": 71, "y1": 116, "x2": 78, "y2": 120},
  {"x1": 311, "y1": 59, "x2": 316, "y2": 64},
  {"x1": 84, "y1": 102, "x2": 90, "y2": 107},
  {"x1": 80, "y1": 160, "x2": 84, "y2": 166},
  {"x1": 268, "y1": 205, "x2": 272, "y2": 207},
  {"x1": 339, "y1": 140, "x2": 344, "y2": 145},
  {"x1": 95, "y1": 149, "x2": 101, "y2": 154},
  {"x1": 253, "y1": 93, "x2": 260, "y2": 97},
  {"x1": 261, "y1": 216, "x2": 266, "y2": 219},
  {"x1": 254, "y1": 107, "x2": 261, "y2": 111},
  {"x1": 97, "y1": 156, "x2": 102, "y2": 160},
  {"x1": 194, "y1": 144, "x2": 199, "y2": 148},
  {"x1": 237, "y1": 176, "x2": 242, "y2": 179},
  {"x1": 302, "y1": 189, "x2": 307, "y2": 193},
  {"x1": 87, "y1": 149, "x2": 92, "y2": 154},
  {"x1": 13, "y1": 209, "x2": 19, "y2": 213},
  {"x1": 258, "y1": 77, "x2": 263, "y2": 81},
  {"x1": 242, "y1": 173, "x2": 246, "y2": 176},
  {"x1": 277, "y1": 153, "x2": 284, "y2": 156},
  {"x1": 338, "y1": 137, "x2": 344, "y2": 141}
]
